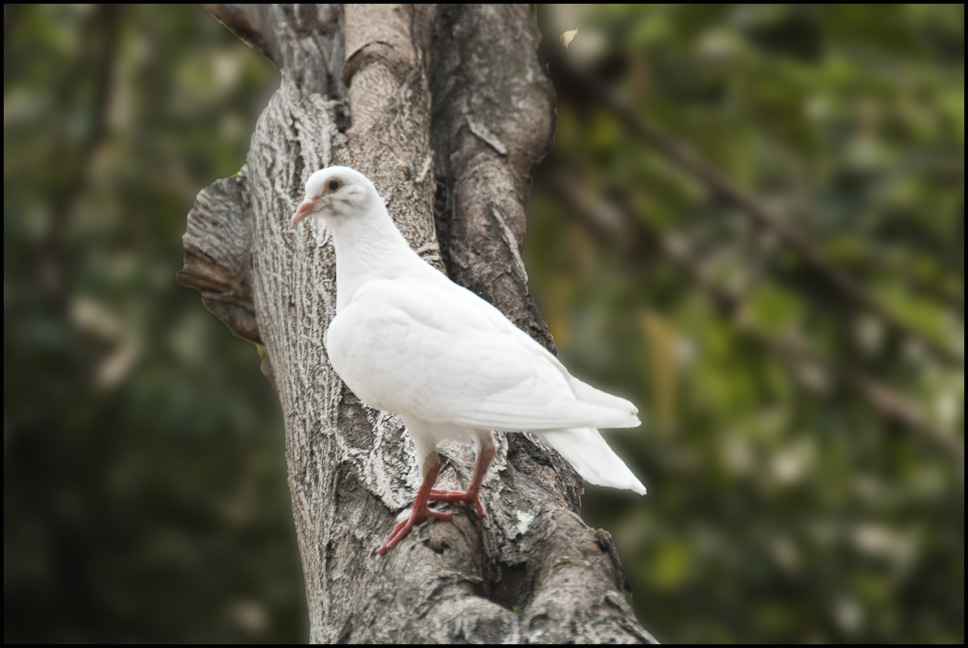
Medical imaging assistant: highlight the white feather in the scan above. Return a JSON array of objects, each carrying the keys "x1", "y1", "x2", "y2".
[{"x1": 535, "y1": 428, "x2": 646, "y2": 494}]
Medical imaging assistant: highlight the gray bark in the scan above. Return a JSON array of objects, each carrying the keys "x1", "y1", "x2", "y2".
[{"x1": 177, "y1": 4, "x2": 656, "y2": 643}]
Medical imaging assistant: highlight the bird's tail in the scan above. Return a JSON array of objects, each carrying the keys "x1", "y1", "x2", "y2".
[{"x1": 534, "y1": 428, "x2": 647, "y2": 495}]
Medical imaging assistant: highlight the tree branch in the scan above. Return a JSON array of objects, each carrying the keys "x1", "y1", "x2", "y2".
[
  {"x1": 39, "y1": 4, "x2": 120, "y2": 300},
  {"x1": 180, "y1": 4, "x2": 656, "y2": 643},
  {"x1": 548, "y1": 168, "x2": 964, "y2": 466},
  {"x1": 546, "y1": 54, "x2": 964, "y2": 370},
  {"x1": 431, "y1": 4, "x2": 557, "y2": 351}
]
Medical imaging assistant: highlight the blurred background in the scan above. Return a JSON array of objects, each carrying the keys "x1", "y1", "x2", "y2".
[{"x1": 3, "y1": 4, "x2": 963, "y2": 643}]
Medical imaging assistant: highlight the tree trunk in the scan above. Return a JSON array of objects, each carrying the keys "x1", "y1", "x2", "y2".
[{"x1": 177, "y1": 4, "x2": 657, "y2": 643}]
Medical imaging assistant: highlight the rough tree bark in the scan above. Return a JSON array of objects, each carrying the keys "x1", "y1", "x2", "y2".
[{"x1": 177, "y1": 4, "x2": 656, "y2": 643}]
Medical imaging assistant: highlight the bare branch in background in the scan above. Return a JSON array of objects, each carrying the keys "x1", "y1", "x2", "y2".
[
  {"x1": 549, "y1": 168, "x2": 964, "y2": 467},
  {"x1": 547, "y1": 55, "x2": 964, "y2": 370},
  {"x1": 38, "y1": 4, "x2": 120, "y2": 301}
]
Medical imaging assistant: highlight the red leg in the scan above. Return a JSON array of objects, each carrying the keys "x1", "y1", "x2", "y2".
[
  {"x1": 377, "y1": 455, "x2": 452, "y2": 555},
  {"x1": 429, "y1": 443, "x2": 495, "y2": 518}
]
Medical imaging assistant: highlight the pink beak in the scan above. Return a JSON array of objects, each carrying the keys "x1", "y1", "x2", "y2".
[{"x1": 290, "y1": 198, "x2": 319, "y2": 228}]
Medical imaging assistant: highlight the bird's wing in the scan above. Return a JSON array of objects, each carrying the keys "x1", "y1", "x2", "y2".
[{"x1": 326, "y1": 275, "x2": 641, "y2": 432}]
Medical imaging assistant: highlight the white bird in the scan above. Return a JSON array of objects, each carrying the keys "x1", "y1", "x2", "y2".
[{"x1": 291, "y1": 166, "x2": 646, "y2": 554}]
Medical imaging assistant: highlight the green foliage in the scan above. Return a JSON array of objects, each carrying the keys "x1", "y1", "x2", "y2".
[
  {"x1": 4, "y1": 5, "x2": 303, "y2": 643},
  {"x1": 534, "y1": 4, "x2": 963, "y2": 643}
]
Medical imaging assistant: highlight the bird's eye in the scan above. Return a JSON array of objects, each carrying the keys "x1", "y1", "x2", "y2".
[{"x1": 327, "y1": 179, "x2": 341, "y2": 192}]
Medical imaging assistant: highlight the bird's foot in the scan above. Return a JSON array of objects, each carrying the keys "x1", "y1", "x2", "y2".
[
  {"x1": 429, "y1": 487, "x2": 485, "y2": 518},
  {"x1": 376, "y1": 503, "x2": 452, "y2": 555}
]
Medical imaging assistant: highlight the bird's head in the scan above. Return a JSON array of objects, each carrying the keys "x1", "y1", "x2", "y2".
[{"x1": 290, "y1": 166, "x2": 377, "y2": 228}]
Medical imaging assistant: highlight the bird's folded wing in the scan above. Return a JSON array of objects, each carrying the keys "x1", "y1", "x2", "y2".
[{"x1": 326, "y1": 277, "x2": 641, "y2": 432}]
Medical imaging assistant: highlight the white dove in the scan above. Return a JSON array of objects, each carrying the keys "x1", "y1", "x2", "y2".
[{"x1": 291, "y1": 166, "x2": 646, "y2": 554}]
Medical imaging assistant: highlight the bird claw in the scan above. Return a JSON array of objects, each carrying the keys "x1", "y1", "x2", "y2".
[
  {"x1": 429, "y1": 487, "x2": 485, "y2": 518},
  {"x1": 376, "y1": 503, "x2": 452, "y2": 555},
  {"x1": 378, "y1": 448, "x2": 492, "y2": 554},
  {"x1": 376, "y1": 517, "x2": 413, "y2": 555}
]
